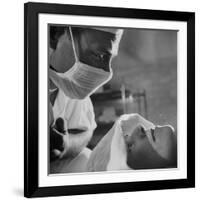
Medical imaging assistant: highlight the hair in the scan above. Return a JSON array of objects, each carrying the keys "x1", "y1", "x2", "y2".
[
  {"x1": 50, "y1": 26, "x2": 66, "y2": 50},
  {"x1": 49, "y1": 25, "x2": 84, "y2": 50}
]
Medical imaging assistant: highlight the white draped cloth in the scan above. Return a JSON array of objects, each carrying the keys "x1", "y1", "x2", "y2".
[
  {"x1": 87, "y1": 113, "x2": 155, "y2": 171},
  {"x1": 50, "y1": 89, "x2": 97, "y2": 173}
]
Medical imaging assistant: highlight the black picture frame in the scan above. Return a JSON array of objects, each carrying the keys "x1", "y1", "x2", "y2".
[{"x1": 24, "y1": 2, "x2": 195, "y2": 198}]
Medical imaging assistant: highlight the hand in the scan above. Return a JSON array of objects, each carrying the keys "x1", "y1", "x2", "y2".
[
  {"x1": 50, "y1": 117, "x2": 68, "y2": 161},
  {"x1": 48, "y1": 101, "x2": 54, "y2": 126}
]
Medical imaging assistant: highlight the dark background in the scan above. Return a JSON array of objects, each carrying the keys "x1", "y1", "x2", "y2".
[{"x1": 112, "y1": 28, "x2": 177, "y2": 127}]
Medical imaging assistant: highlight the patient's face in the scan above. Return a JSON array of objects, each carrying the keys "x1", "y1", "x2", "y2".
[{"x1": 125, "y1": 125, "x2": 177, "y2": 169}]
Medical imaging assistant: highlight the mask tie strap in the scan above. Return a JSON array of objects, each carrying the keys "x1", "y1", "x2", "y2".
[{"x1": 69, "y1": 26, "x2": 78, "y2": 62}]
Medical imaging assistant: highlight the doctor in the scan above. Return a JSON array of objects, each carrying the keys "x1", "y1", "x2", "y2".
[{"x1": 49, "y1": 26, "x2": 123, "y2": 173}]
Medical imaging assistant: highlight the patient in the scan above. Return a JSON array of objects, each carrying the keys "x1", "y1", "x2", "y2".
[
  {"x1": 122, "y1": 117, "x2": 177, "y2": 169},
  {"x1": 87, "y1": 113, "x2": 177, "y2": 171}
]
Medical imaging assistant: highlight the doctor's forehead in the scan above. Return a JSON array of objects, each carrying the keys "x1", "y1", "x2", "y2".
[
  {"x1": 81, "y1": 28, "x2": 117, "y2": 41},
  {"x1": 77, "y1": 28, "x2": 120, "y2": 54}
]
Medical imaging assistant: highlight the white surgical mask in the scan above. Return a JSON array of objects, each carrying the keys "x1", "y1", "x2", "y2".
[{"x1": 49, "y1": 27, "x2": 113, "y2": 99}]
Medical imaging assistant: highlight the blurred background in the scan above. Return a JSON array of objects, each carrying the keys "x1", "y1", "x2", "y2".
[
  {"x1": 89, "y1": 28, "x2": 177, "y2": 149},
  {"x1": 49, "y1": 25, "x2": 177, "y2": 149}
]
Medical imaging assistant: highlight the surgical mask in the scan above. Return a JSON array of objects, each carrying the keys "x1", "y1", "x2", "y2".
[{"x1": 49, "y1": 27, "x2": 113, "y2": 99}]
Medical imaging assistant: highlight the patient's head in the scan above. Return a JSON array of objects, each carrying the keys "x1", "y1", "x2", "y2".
[{"x1": 121, "y1": 114, "x2": 177, "y2": 170}]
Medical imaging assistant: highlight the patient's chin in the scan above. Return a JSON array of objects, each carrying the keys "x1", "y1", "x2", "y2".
[
  {"x1": 154, "y1": 125, "x2": 177, "y2": 162},
  {"x1": 127, "y1": 156, "x2": 169, "y2": 170},
  {"x1": 126, "y1": 147, "x2": 170, "y2": 170}
]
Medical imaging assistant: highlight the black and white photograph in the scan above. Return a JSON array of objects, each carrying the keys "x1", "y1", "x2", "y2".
[
  {"x1": 0, "y1": 0, "x2": 198, "y2": 199},
  {"x1": 48, "y1": 25, "x2": 178, "y2": 174},
  {"x1": 24, "y1": 2, "x2": 195, "y2": 197}
]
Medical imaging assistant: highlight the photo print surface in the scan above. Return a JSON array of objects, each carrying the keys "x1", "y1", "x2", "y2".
[{"x1": 48, "y1": 24, "x2": 177, "y2": 174}]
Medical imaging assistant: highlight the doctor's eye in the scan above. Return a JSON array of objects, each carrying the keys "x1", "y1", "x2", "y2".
[
  {"x1": 92, "y1": 50, "x2": 111, "y2": 63},
  {"x1": 92, "y1": 52, "x2": 104, "y2": 61}
]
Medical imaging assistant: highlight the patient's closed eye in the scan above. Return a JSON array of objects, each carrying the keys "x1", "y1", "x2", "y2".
[
  {"x1": 139, "y1": 126, "x2": 146, "y2": 138},
  {"x1": 151, "y1": 129, "x2": 156, "y2": 142}
]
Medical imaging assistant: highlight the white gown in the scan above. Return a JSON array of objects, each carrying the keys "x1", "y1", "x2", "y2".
[{"x1": 49, "y1": 88, "x2": 97, "y2": 173}]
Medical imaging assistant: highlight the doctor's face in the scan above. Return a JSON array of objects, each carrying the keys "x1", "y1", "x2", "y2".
[
  {"x1": 124, "y1": 125, "x2": 177, "y2": 169},
  {"x1": 75, "y1": 28, "x2": 118, "y2": 72},
  {"x1": 49, "y1": 27, "x2": 120, "y2": 73}
]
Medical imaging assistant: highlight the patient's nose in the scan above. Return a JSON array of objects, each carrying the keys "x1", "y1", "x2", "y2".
[{"x1": 154, "y1": 125, "x2": 174, "y2": 139}]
